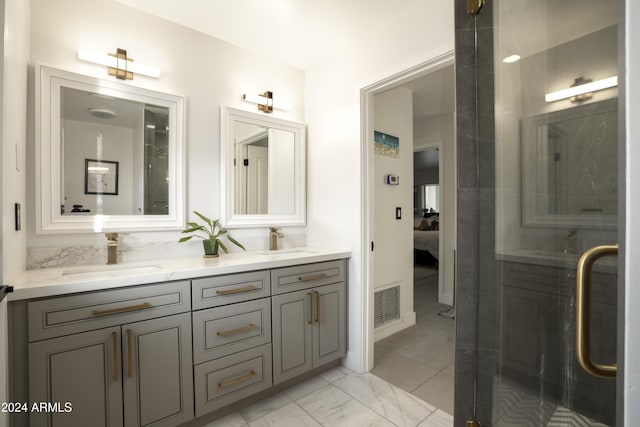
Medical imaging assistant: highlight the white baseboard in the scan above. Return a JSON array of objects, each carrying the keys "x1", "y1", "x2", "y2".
[{"x1": 373, "y1": 311, "x2": 416, "y2": 342}]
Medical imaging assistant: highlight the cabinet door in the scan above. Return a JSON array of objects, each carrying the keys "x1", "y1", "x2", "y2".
[
  {"x1": 312, "y1": 282, "x2": 346, "y2": 367},
  {"x1": 122, "y1": 313, "x2": 194, "y2": 427},
  {"x1": 271, "y1": 289, "x2": 313, "y2": 384},
  {"x1": 28, "y1": 326, "x2": 123, "y2": 427}
]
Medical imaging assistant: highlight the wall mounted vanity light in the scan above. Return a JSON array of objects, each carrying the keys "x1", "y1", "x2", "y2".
[
  {"x1": 545, "y1": 76, "x2": 618, "y2": 103},
  {"x1": 77, "y1": 48, "x2": 160, "y2": 80},
  {"x1": 242, "y1": 91, "x2": 291, "y2": 113}
]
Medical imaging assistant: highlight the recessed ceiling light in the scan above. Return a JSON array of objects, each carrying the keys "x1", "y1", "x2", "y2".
[{"x1": 502, "y1": 54, "x2": 521, "y2": 63}]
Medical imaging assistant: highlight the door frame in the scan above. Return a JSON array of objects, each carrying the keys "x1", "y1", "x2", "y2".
[{"x1": 360, "y1": 50, "x2": 454, "y2": 371}]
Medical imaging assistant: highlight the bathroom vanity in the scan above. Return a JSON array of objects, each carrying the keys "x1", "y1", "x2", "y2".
[{"x1": 8, "y1": 249, "x2": 349, "y2": 427}]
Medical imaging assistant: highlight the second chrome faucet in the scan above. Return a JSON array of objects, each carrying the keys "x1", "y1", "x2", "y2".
[{"x1": 269, "y1": 227, "x2": 284, "y2": 250}]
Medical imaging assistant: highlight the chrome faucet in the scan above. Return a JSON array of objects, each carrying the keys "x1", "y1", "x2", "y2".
[
  {"x1": 105, "y1": 233, "x2": 120, "y2": 264},
  {"x1": 269, "y1": 227, "x2": 284, "y2": 251}
]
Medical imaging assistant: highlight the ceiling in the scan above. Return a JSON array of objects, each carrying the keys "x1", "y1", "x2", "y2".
[{"x1": 115, "y1": 0, "x2": 418, "y2": 70}]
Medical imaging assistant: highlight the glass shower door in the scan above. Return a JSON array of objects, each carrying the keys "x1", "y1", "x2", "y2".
[{"x1": 472, "y1": 0, "x2": 621, "y2": 425}]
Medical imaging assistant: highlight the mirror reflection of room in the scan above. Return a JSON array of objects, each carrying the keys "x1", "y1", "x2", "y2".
[
  {"x1": 233, "y1": 120, "x2": 296, "y2": 216},
  {"x1": 61, "y1": 87, "x2": 170, "y2": 216}
]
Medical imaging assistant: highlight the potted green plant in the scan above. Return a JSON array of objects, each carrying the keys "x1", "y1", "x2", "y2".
[{"x1": 179, "y1": 211, "x2": 245, "y2": 257}]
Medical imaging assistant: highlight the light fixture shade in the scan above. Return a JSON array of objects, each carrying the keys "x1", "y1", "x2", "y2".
[
  {"x1": 77, "y1": 48, "x2": 160, "y2": 79},
  {"x1": 545, "y1": 76, "x2": 618, "y2": 103}
]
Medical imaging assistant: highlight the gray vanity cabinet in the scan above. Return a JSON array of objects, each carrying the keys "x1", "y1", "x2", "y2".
[
  {"x1": 28, "y1": 326, "x2": 124, "y2": 427},
  {"x1": 122, "y1": 313, "x2": 194, "y2": 427},
  {"x1": 26, "y1": 281, "x2": 193, "y2": 427},
  {"x1": 191, "y1": 271, "x2": 273, "y2": 417},
  {"x1": 271, "y1": 260, "x2": 346, "y2": 385}
]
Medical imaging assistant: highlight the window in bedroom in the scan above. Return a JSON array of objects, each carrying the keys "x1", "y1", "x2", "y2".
[{"x1": 422, "y1": 184, "x2": 440, "y2": 213}]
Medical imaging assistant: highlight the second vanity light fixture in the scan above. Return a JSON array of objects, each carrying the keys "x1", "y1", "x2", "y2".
[
  {"x1": 77, "y1": 48, "x2": 160, "y2": 80},
  {"x1": 545, "y1": 76, "x2": 618, "y2": 103},
  {"x1": 242, "y1": 91, "x2": 292, "y2": 113}
]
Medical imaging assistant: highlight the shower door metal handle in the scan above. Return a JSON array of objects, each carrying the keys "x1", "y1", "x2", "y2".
[{"x1": 576, "y1": 244, "x2": 618, "y2": 378}]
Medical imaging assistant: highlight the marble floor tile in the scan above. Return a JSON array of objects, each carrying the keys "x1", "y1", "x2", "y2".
[
  {"x1": 417, "y1": 409, "x2": 454, "y2": 427},
  {"x1": 297, "y1": 384, "x2": 395, "y2": 427},
  {"x1": 202, "y1": 412, "x2": 248, "y2": 427},
  {"x1": 318, "y1": 365, "x2": 353, "y2": 383},
  {"x1": 334, "y1": 373, "x2": 435, "y2": 427},
  {"x1": 238, "y1": 392, "x2": 292, "y2": 423},
  {"x1": 283, "y1": 375, "x2": 330, "y2": 401},
  {"x1": 248, "y1": 402, "x2": 321, "y2": 427},
  {"x1": 412, "y1": 372, "x2": 455, "y2": 416},
  {"x1": 443, "y1": 362, "x2": 455, "y2": 376},
  {"x1": 372, "y1": 346, "x2": 439, "y2": 393}
]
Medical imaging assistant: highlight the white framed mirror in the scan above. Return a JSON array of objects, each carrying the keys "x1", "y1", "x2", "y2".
[
  {"x1": 220, "y1": 107, "x2": 306, "y2": 227},
  {"x1": 36, "y1": 65, "x2": 186, "y2": 233},
  {"x1": 521, "y1": 98, "x2": 617, "y2": 228}
]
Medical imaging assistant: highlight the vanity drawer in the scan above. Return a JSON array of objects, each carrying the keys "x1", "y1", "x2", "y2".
[
  {"x1": 194, "y1": 343, "x2": 272, "y2": 416},
  {"x1": 192, "y1": 270, "x2": 270, "y2": 309},
  {"x1": 271, "y1": 260, "x2": 346, "y2": 295},
  {"x1": 192, "y1": 297, "x2": 271, "y2": 364},
  {"x1": 28, "y1": 281, "x2": 191, "y2": 342}
]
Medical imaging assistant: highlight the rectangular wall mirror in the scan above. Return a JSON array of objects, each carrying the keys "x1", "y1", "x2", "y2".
[
  {"x1": 36, "y1": 65, "x2": 186, "y2": 233},
  {"x1": 521, "y1": 98, "x2": 617, "y2": 228},
  {"x1": 220, "y1": 107, "x2": 306, "y2": 227}
]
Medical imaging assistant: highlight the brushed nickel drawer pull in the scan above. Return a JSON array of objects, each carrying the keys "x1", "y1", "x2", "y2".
[
  {"x1": 308, "y1": 292, "x2": 314, "y2": 325},
  {"x1": 92, "y1": 302, "x2": 151, "y2": 316},
  {"x1": 298, "y1": 273, "x2": 327, "y2": 282},
  {"x1": 112, "y1": 332, "x2": 118, "y2": 382},
  {"x1": 218, "y1": 371, "x2": 257, "y2": 389},
  {"x1": 217, "y1": 323, "x2": 257, "y2": 337},
  {"x1": 216, "y1": 285, "x2": 258, "y2": 295},
  {"x1": 127, "y1": 329, "x2": 133, "y2": 378}
]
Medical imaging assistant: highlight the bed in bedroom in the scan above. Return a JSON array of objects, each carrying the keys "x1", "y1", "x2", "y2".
[{"x1": 414, "y1": 215, "x2": 439, "y2": 267}]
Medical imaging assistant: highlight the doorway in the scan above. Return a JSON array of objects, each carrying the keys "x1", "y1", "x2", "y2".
[{"x1": 362, "y1": 53, "x2": 457, "y2": 414}]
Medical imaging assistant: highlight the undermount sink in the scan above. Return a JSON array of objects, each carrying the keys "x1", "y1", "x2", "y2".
[{"x1": 61, "y1": 262, "x2": 161, "y2": 277}]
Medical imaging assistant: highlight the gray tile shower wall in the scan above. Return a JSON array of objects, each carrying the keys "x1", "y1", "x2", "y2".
[{"x1": 453, "y1": 0, "x2": 496, "y2": 426}]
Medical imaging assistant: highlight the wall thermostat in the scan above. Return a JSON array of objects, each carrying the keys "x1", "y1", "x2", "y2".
[{"x1": 386, "y1": 174, "x2": 399, "y2": 185}]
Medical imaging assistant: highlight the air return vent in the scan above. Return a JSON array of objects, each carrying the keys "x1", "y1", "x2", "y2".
[{"x1": 374, "y1": 285, "x2": 400, "y2": 328}]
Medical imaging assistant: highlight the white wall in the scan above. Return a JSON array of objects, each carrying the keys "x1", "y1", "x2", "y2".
[
  {"x1": 1, "y1": 0, "x2": 28, "y2": 423},
  {"x1": 26, "y1": 0, "x2": 306, "y2": 266},
  {"x1": 304, "y1": 0, "x2": 454, "y2": 372},
  {"x1": 63, "y1": 120, "x2": 135, "y2": 214},
  {"x1": 373, "y1": 87, "x2": 414, "y2": 340}
]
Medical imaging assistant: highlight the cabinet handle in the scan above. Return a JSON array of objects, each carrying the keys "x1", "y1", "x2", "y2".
[
  {"x1": 217, "y1": 323, "x2": 257, "y2": 337},
  {"x1": 92, "y1": 302, "x2": 151, "y2": 316},
  {"x1": 218, "y1": 371, "x2": 257, "y2": 389},
  {"x1": 216, "y1": 285, "x2": 257, "y2": 295},
  {"x1": 127, "y1": 329, "x2": 133, "y2": 378},
  {"x1": 298, "y1": 273, "x2": 327, "y2": 282},
  {"x1": 308, "y1": 292, "x2": 314, "y2": 325},
  {"x1": 576, "y1": 244, "x2": 618, "y2": 378},
  {"x1": 314, "y1": 291, "x2": 320, "y2": 324},
  {"x1": 112, "y1": 332, "x2": 118, "y2": 382}
]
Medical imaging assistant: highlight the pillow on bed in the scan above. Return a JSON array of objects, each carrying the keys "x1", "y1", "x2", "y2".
[
  {"x1": 414, "y1": 218, "x2": 429, "y2": 230},
  {"x1": 414, "y1": 216, "x2": 424, "y2": 228}
]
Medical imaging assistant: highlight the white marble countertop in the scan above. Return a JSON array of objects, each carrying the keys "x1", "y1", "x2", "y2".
[{"x1": 8, "y1": 247, "x2": 351, "y2": 301}]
